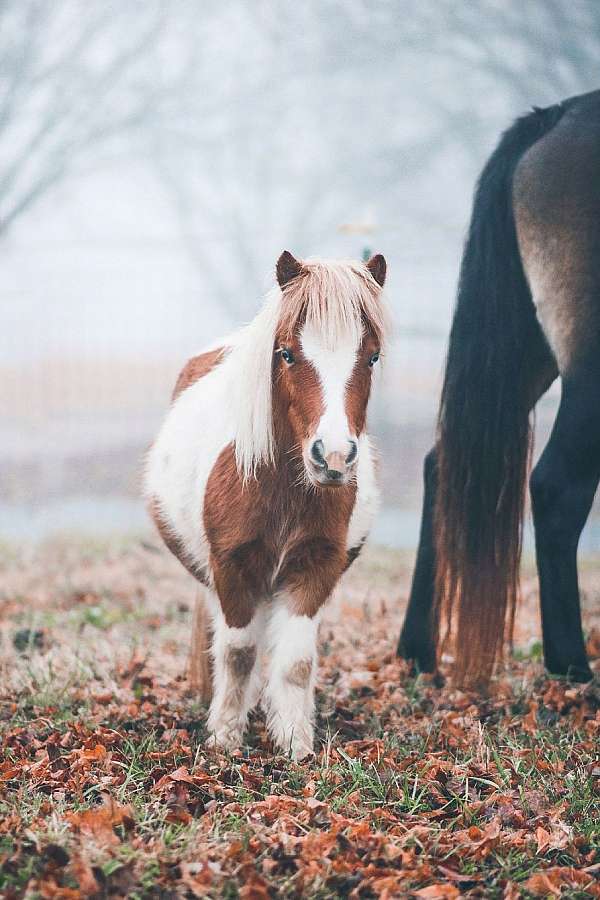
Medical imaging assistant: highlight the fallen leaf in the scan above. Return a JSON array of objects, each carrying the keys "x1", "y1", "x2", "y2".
[
  {"x1": 413, "y1": 885, "x2": 460, "y2": 899},
  {"x1": 536, "y1": 826, "x2": 551, "y2": 853},
  {"x1": 67, "y1": 797, "x2": 133, "y2": 846}
]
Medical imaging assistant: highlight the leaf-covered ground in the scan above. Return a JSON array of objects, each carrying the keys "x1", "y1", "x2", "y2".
[{"x1": 0, "y1": 538, "x2": 599, "y2": 899}]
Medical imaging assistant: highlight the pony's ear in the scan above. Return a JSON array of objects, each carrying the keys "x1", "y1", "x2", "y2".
[
  {"x1": 276, "y1": 250, "x2": 303, "y2": 287},
  {"x1": 366, "y1": 254, "x2": 386, "y2": 288}
]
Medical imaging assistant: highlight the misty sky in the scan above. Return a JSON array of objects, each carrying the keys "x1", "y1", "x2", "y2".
[{"x1": 1, "y1": 0, "x2": 597, "y2": 539}]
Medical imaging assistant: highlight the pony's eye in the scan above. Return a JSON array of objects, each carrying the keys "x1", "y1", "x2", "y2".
[
  {"x1": 280, "y1": 347, "x2": 295, "y2": 365},
  {"x1": 369, "y1": 351, "x2": 380, "y2": 367}
]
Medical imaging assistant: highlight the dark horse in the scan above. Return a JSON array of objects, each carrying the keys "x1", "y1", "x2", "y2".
[{"x1": 399, "y1": 89, "x2": 600, "y2": 686}]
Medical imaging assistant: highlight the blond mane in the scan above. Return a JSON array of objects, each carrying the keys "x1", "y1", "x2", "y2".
[{"x1": 230, "y1": 257, "x2": 388, "y2": 480}]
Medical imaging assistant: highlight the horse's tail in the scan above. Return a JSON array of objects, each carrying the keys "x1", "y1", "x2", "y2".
[
  {"x1": 435, "y1": 103, "x2": 566, "y2": 687},
  {"x1": 189, "y1": 588, "x2": 213, "y2": 703}
]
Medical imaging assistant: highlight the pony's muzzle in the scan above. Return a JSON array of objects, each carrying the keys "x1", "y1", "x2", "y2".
[{"x1": 308, "y1": 439, "x2": 358, "y2": 485}]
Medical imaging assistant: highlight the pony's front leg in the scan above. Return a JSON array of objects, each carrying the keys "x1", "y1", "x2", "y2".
[
  {"x1": 264, "y1": 599, "x2": 319, "y2": 760},
  {"x1": 265, "y1": 539, "x2": 344, "y2": 760},
  {"x1": 206, "y1": 595, "x2": 266, "y2": 751}
]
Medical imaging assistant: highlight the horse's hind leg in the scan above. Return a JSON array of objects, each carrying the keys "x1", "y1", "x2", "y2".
[
  {"x1": 530, "y1": 372, "x2": 598, "y2": 682},
  {"x1": 397, "y1": 448, "x2": 438, "y2": 672},
  {"x1": 206, "y1": 596, "x2": 266, "y2": 749}
]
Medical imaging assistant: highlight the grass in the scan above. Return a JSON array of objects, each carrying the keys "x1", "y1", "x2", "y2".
[{"x1": 0, "y1": 538, "x2": 598, "y2": 898}]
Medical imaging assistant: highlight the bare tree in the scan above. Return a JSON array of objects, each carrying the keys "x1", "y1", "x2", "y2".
[
  {"x1": 3, "y1": 0, "x2": 600, "y2": 302},
  {"x1": 149, "y1": 0, "x2": 600, "y2": 316},
  {"x1": 0, "y1": 0, "x2": 187, "y2": 237}
]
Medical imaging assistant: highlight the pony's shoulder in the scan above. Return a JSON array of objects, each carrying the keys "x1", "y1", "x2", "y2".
[{"x1": 172, "y1": 347, "x2": 227, "y2": 401}]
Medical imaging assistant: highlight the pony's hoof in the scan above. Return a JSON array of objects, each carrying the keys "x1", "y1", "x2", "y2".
[
  {"x1": 291, "y1": 743, "x2": 314, "y2": 762},
  {"x1": 206, "y1": 728, "x2": 242, "y2": 753},
  {"x1": 270, "y1": 725, "x2": 314, "y2": 761}
]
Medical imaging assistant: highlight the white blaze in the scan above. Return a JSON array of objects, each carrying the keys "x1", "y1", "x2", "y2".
[{"x1": 300, "y1": 321, "x2": 359, "y2": 456}]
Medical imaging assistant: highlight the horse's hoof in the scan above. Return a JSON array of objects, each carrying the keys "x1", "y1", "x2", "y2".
[
  {"x1": 429, "y1": 671, "x2": 445, "y2": 689},
  {"x1": 546, "y1": 663, "x2": 593, "y2": 684},
  {"x1": 397, "y1": 640, "x2": 437, "y2": 677},
  {"x1": 400, "y1": 653, "x2": 442, "y2": 685},
  {"x1": 413, "y1": 669, "x2": 445, "y2": 688},
  {"x1": 566, "y1": 665, "x2": 593, "y2": 684}
]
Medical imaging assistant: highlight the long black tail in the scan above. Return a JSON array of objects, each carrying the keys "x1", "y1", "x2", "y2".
[{"x1": 435, "y1": 102, "x2": 566, "y2": 686}]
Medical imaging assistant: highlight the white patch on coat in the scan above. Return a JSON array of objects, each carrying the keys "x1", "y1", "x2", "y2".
[{"x1": 300, "y1": 320, "x2": 359, "y2": 457}]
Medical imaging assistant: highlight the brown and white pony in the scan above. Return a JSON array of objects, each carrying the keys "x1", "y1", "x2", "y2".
[{"x1": 145, "y1": 251, "x2": 388, "y2": 757}]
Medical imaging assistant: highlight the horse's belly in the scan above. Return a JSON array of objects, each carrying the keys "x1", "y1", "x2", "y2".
[{"x1": 144, "y1": 371, "x2": 235, "y2": 576}]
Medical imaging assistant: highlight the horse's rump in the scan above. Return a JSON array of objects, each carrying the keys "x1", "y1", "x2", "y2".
[{"x1": 514, "y1": 90, "x2": 600, "y2": 376}]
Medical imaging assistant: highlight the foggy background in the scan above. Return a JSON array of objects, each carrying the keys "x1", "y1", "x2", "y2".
[{"x1": 2, "y1": 0, "x2": 600, "y2": 548}]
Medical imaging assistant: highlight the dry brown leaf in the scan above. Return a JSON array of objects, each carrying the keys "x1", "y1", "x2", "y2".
[
  {"x1": 70, "y1": 853, "x2": 100, "y2": 896},
  {"x1": 413, "y1": 885, "x2": 460, "y2": 899},
  {"x1": 67, "y1": 797, "x2": 133, "y2": 846},
  {"x1": 535, "y1": 826, "x2": 551, "y2": 853},
  {"x1": 239, "y1": 872, "x2": 271, "y2": 900},
  {"x1": 585, "y1": 627, "x2": 600, "y2": 658},
  {"x1": 180, "y1": 861, "x2": 213, "y2": 897}
]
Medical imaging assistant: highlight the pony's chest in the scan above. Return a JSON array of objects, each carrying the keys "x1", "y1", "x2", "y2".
[
  {"x1": 263, "y1": 475, "x2": 356, "y2": 544},
  {"x1": 203, "y1": 454, "x2": 355, "y2": 562}
]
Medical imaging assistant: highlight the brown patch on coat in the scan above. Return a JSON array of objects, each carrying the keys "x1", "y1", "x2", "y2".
[
  {"x1": 172, "y1": 347, "x2": 226, "y2": 400},
  {"x1": 285, "y1": 658, "x2": 313, "y2": 688},
  {"x1": 345, "y1": 326, "x2": 380, "y2": 435},
  {"x1": 220, "y1": 646, "x2": 257, "y2": 711},
  {"x1": 226, "y1": 645, "x2": 256, "y2": 680},
  {"x1": 275, "y1": 535, "x2": 349, "y2": 618},
  {"x1": 273, "y1": 327, "x2": 324, "y2": 447}
]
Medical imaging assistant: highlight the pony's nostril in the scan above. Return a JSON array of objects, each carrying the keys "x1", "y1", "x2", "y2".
[
  {"x1": 323, "y1": 451, "x2": 346, "y2": 480},
  {"x1": 346, "y1": 440, "x2": 358, "y2": 465},
  {"x1": 310, "y1": 439, "x2": 326, "y2": 467}
]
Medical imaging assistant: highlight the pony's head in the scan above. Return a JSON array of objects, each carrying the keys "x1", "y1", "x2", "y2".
[
  {"x1": 232, "y1": 251, "x2": 388, "y2": 484},
  {"x1": 272, "y1": 250, "x2": 387, "y2": 487}
]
